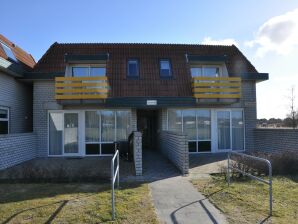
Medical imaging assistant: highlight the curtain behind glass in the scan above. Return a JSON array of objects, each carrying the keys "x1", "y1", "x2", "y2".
[
  {"x1": 64, "y1": 113, "x2": 79, "y2": 153},
  {"x1": 197, "y1": 110, "x2": 211, "y2": 140},
  {"x1": 168, "y1": 109, "x2": 182, "y2": 132},
  {"x1": 232, "y1": 111, "x2": 244, "y2": 150},
  {"x1": 85, "y1": 111, "x2": 100, "y2": 142},
  {"x1": 49, "y1": 113, "x2": 63, "y2": 155},
  {"x1": 116, "y1": 111, "x2": 131, "y2": 141},
  {"x1": 101, "y1": 111, "x2": 115, "y2": 142},
  {"x1": 217, "y1": 111, "x2": 231, "y2": 150},
  {"x1": 183, "y1": 110, "x2": 196, "y2": 140}
]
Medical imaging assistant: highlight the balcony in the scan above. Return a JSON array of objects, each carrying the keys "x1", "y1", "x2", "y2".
[
  {"x1": 192, "y1": 77, "x2": 241, "y2": 99},
  {"x1": 55, "y1": 76, "x2": 108, "y2": 100}
]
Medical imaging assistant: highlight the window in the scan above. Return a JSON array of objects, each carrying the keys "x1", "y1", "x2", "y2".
[
  {"x1": 190, "y1": 66, "x2": 220, "y2": 77},
  {"x1": 72, "y1": 66, "x2": 106, "y2": 77},
  {"x1": 127, "y1": 59, "x2": 139, "y2": 77},
  {"x1": 0, "y1": 42, "x2": 17, "y2": 62},
  {"x1": 160, "y1": 59, "x2": 172, "y2": 77},
  {"x1": 0, "y1": 107, "x2": 9, "y2": 134}
]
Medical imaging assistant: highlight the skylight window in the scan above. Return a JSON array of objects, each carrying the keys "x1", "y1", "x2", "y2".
[{"x1": 0, "y1": 42, "x2": 17, "y2": 62}]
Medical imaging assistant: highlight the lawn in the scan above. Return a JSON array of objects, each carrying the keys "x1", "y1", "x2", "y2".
[
  {"x1": 0, "y1": 183, "x2": 158, "y2": 224},
  {"x1": 192, "y1": 175, "x2": 298, "y2": 224}
]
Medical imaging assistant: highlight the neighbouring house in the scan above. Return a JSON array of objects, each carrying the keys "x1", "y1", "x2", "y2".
[
  {"x1": 1, "y1": 40, "x2": 272, "y2": 174},
  {"x1": 0, "y1": 34, "x2": 36, "y2": 169}
]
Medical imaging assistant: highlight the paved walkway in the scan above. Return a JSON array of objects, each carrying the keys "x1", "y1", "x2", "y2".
[
  {"x1": 143, "y1": 151, "x2": 227, "y2": 224},
  {"x1": 150, "y1": 176, "x2": 227, "y2": 224}
]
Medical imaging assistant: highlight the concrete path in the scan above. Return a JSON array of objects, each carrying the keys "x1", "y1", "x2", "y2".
[{"x1": 150, "y1": 176, "x2": 227, "y2": 224}]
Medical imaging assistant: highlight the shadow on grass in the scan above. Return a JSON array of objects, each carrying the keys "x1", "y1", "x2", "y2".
[{"x1": 0, "y1": 182, "x2": 143, "y2": 204}]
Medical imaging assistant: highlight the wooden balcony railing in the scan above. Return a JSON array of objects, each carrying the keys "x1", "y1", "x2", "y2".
[
  {"x1": 55, "y1": 76, "x2": 109, "y2": 100},
  {"x1": 192, "y1": 77, "x2": 241, "y2": 99}
]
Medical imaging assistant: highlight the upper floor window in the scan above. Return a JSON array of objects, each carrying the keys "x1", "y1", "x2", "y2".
[
  {"x1": 0, "y1": 42, "x2": 17, "y2": 62},
  {"x1": 127, "y1": 59, "x2": 139, "y2": 77},
  {"x1": 160, "y1": 59, "x2": 172, "y2": 77},
  {"x1": 190, "y1": 66, "x2": 220, "y2": 77},
  {"x1": 0, "y1": 106, "x2": 9, "y2": 134},
  {"x1": 72, "y1": 65, "x2": 106, "y2": 77}
]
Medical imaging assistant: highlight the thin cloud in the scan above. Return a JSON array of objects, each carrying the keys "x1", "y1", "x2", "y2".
[
  {"x1": 202, "y1": 37, "x2": 238, "y2": 46},
  {"x1": 246, "y1": 8, "x2": 298, "y2": 57}
]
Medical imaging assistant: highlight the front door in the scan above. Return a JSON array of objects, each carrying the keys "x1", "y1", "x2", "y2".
[
  {"x1": 64, "y1": 112, "x2": 81, "y2": 156},
  {"x1": 137, "y1": 110, "x2": 158, "y2": 150}
]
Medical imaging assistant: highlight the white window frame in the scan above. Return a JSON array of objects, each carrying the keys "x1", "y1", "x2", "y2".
[
  {"x1": 48, "y1": 109, "x2": 131, "y2": 157},
  {"x1": 190, "y1": 65, "x2": 222, "y2": 77},
  {"x1": 166, "y1": 108, "x2": 245, "y2": 154},
  {"x1": 68, "y1": 64, "x2": 106, "y2": 77},
  {"x1": 0, "y1": 106, "x2": 9, "y2": 134}
]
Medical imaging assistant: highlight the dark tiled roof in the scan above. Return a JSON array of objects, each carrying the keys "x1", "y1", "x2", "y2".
[
  {"x1": 0, "y1": 34, "x2": 36, "y2": 70},
  {"x1": 33, "y1": 43, "x2": 258, "y2": 97}
]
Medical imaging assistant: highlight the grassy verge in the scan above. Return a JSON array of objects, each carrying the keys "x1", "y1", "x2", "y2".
[
  {"x1": 0, "y1": 183, "x2": 158, "y2": 224},
  {"x1": 192, "y1": 175, "x2": 298, "y2": 224}
]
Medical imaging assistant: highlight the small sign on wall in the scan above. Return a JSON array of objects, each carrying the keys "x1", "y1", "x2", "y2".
[{"x1": 147, "y1": 100, "x2": 157, "y2": 106}]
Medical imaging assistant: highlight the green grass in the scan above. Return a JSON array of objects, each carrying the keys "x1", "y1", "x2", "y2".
[
  {"x1": 0, "y1": 183, "x2": 158, "y2": 224},
  {"x1": 192, "y1": 175, "x2": 298, "y2": 224}
]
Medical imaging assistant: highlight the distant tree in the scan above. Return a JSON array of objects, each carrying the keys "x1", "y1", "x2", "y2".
[{"x1": 286, "y1": 86, "x2": 298, "y2": 129}]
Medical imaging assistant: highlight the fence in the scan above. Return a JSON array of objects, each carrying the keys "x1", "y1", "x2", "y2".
[
  {"x1": 111, "y1": 149, "x2": 119, "y2": 220},
  {"x1": 227, "y1": 151, "x2": 272, "y2": 216}
]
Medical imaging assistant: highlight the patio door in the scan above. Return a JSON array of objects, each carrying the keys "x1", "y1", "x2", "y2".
[
  {"x1": 64, "y1": 112, "x2": 81, "y2": 156},
  {"x1": 216, "y1": 110, "x2": 231, "y2": 151}
]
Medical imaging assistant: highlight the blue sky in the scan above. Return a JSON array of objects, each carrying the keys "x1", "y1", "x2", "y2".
[{"x1": 2, "y1": 0, "x2": 298, "y2": 118}]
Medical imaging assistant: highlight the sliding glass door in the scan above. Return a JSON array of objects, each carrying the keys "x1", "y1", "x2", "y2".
[
  {"x1": 217, "y1": 111, "x2": 231, "y2": 151},
  {"x1": 64, "y1": 113, "x2": 80, "y2": 155}
]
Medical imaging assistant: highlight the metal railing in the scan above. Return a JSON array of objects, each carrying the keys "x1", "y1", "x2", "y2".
[
  {"x1": 227, "y1": 151, "x2": 272, "y2": 216},
  {"x1": 111, "y1": 149, "x2": 119, "y2": 220}
]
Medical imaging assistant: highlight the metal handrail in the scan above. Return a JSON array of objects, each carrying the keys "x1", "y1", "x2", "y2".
[
  {"x1": 111, "y1": 148, "x2": 119, "y2": 220},
  {"x1": 227, "y1": 151, "x2": 272, "y2": 216}
]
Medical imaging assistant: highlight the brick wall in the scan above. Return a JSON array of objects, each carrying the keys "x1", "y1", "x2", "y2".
[
  {"x1": 33, "y1": 81, "x2": 60, "y2": 157},
  {"x1": 254, "y1": 128, "x2": 298, "y2": 152},
  {"x1": 133, "y1": 131, "x2": 142, "y2": 175},
  {"x1": 0, "y1": 71, "x2": 33, "y2": 133},
  {"x1": 158, "y1": 131, "x2": 189, "y2": 175},
  {"x1": 0, "y1": 133, "x2": 37, "y2": 170}
]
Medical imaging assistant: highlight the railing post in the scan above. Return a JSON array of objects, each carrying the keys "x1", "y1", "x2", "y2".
[
  {"x1": 227, "y1": 152, "x2": 230, "y2": 187},
  {"x1": 269, "y1": 162, "x2": 273, "y2": 216},
  {"x1": 111, "y1": 158, "x2": 115, "y2": 220},
  {"x1": 117, "y1": 152, "x2": 120, "y2": 188}
]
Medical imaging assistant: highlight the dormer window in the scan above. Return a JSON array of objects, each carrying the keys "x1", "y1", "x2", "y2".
[
  {"x1": 72, "y1": 65, "x2": 106, "y2": 77},
  {"x1": 0, "y1": 42, "x2": 17, "y2": 62},
  {"x1": 190, "y1": 66, "x2": 220, "y2": 77},
  {"x1": 127, "y1": 59, "x2": 139, "y2": 78}
]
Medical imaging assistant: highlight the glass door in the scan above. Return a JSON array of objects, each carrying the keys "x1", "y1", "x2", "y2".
[
  {"x1": 64, "y1": 113, "x2": 80, "y2": 156},
  {"x1": 216, "y1": 111, "x2": 231, "y2": 151}
]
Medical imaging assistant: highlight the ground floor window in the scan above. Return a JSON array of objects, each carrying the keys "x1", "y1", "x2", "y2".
[
  {"x1": 49, "y1": 110, "x2": 131, "y2": 156},
  {"x1": 167, "y1": 108, "x2": 244, "y2": 152},
  {"x1": 0, "y1": 106, "x2": 9, "y2": 134}
]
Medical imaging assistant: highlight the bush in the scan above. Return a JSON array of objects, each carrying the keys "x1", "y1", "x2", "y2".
[{"x1": 227, "y1": 150, "x2": 298, "y2": 177}]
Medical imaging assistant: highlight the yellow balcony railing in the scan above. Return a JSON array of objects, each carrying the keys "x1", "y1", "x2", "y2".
[
  {"x1": 192, "y1": 77, "x2": 241, "y2": 99},
  {"x1": 55, "y1": 76, "x2": 109, "y2": 100}
]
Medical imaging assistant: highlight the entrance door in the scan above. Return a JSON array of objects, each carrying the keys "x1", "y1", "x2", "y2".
[
  {"x1": 64, "y1": 112, "x2": 80, "y2": 156},
  {"x1": 137, "y1": 110, "x2": 158, "y2": 150},
  {"x1": 216, "y1": 110, "x2": 231, "y2": 151}
]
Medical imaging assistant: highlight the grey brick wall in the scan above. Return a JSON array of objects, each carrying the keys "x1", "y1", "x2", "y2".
[
  {"x1": 0, "y1": 71, "x2": 33, "y2": 133},
  {"x1": 133, "y1": 131, "x2": 142, "y2": 175},
  {"x1": 0, "y1": 133, "x2": 37, "y2": 170},
  {"x1": 159, "y1": 131, "x2": 189, "y2": 175},
  {"x1": 33, "y1": 81, "x2": 61, "y2": 157},
  {"x1": 254, "y1": 128, "x2": 298, "y2": 152}
]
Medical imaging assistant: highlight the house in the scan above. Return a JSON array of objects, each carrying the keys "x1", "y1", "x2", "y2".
[
  {"x1": 0, "y1": 39, "x2": 268, "y2": 173},
  {"x1": 0, "y1": 34, "x2": 35, "y2": 135},
  {"x1": 0, "y1": 35, "x2": 36, "y2": 170},
  {"x1": 20, "y1": 42, "x2": 268, "y2": 161}
]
